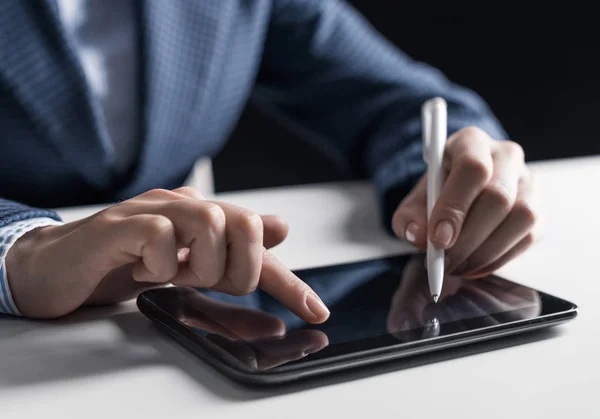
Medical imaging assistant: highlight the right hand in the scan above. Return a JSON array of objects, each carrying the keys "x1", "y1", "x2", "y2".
[
  {"x1": 386, "y1": 256, "x2": 541, "y2": 337},
  {"x1": 6, "y1": 187, "x2": 331, "y2": 322}
]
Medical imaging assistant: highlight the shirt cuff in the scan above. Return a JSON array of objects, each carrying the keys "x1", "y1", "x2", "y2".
[{"x1": 0, "y1": 217, "x2": 63, "y2": 316}]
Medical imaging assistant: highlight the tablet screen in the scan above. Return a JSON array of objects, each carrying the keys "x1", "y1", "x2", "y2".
[{"x1": 146, "y1": 254, "x2": 570, "y2": 373}]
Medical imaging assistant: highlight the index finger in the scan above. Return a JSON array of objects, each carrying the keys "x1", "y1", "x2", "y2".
[
  {"x1": 429, "y1": 132, "x2": 494, "y2": 248},
  {"x1": 258, "y1": 251, "x2": 330, "y2": 324}
]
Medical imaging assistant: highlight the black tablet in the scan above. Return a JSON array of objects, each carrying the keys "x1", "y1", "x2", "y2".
[{"x1": 137, "y1": 254, "x2": 577, "y2": 385}]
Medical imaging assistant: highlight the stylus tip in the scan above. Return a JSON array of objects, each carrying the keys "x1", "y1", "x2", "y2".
[{"x1": 432, "y1": 294, "x2": 439, "y2": 303}]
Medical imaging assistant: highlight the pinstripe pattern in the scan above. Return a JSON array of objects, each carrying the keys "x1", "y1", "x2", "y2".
[{"x1": 0, "y1": 0, "x2": 507, "y2": 316}]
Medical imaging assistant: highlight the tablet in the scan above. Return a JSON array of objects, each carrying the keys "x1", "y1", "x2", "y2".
[{"x1": 137, "y1": 254, "x2": 577, "y2": 385}]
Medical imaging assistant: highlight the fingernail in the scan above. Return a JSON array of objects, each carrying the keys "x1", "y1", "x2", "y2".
[
  {"x1": 433, "y1": 220, "x2": 454, "y2": 248},
  {"x1": 404, "y1": 222, "x2": 419, "y2": 243},
  {"x1": 305, "y1": 291, "x2": 330, "y2": 321}
]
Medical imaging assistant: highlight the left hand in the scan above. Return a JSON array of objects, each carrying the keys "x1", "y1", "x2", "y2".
[{"x1": 392, "y1": 127, "x2": 542, "y2": 278}]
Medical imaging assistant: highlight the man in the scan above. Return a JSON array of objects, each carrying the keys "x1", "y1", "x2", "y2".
[{"x1": 0, "y1": 0, "x2": 540, "y2": 322}]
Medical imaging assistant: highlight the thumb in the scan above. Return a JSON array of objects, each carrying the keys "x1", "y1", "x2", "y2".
[
  {"x1": 261, "y1": 215, "x2": 289, "y2": 249},
  {"x1": 391, "y1": 174, "x2": 428, "y2": 250}
]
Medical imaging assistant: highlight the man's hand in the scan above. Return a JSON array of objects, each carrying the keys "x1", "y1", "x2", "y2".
[
  {"x1": 392, "y1": 127, "x2": 542, "y2": 278},
  {"x1": 6, "y1": 187, "x2": 330, "y2": 322}
]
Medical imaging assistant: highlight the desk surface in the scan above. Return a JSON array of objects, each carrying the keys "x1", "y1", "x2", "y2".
[{"x1": 1, "y1": 156, "x2": 597, "y2": 419}]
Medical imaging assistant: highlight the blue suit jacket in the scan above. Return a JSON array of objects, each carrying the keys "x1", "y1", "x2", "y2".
[{"x1": 0, "y1": 0, "x2": 506, "y2": 231}]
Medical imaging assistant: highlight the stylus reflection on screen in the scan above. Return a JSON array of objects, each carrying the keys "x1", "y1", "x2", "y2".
[
  {"x1": 175, "y1": 255, "x2": 541, "y2": 370},
  {"x1": 386, "y1": 257, "x2": 541, "y2": 336}
]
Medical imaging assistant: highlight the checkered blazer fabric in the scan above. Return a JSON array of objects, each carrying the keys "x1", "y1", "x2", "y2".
[{"x1": 0, "y1": 0, "x2": 507, "y2": 231}]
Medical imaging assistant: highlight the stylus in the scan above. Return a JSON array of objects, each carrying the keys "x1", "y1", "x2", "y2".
[{"x1": 422, "y1": 97, "x2": 447, "y2": 303}]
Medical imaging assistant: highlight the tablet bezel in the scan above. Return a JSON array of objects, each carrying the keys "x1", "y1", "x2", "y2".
[{"x1": 137, "y1": 255, "x2": 578, "y2": 384}]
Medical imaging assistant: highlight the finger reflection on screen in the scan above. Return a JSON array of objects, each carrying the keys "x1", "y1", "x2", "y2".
[
  {"x1": 169, "y1": 254, "x2": 542, "y2": 369},
  {"x1": 205, "y1": 329, "x2": 329, "y2": 371},
  {"x1": 174, "y1": 292, "x2": 329, "y2": 371},
  {"x1": 387, "y1": 255, "x2": 542, "y2": 340},
  {"x1": 175, "y1": 292, "x2": 286, "y2": 340}
]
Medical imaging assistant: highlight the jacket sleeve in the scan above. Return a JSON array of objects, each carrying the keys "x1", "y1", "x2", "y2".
[
  {"x1": 0, "y1": 199, "x2": 62, "y2": 229},
  {"x1": 253, "y1": 0, "x2": 508, "y2": 232}
]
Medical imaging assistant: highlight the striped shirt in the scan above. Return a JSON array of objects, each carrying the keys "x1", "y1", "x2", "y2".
[{"x1": 0, "y1": 218, "x2": 63, "y2": 315}]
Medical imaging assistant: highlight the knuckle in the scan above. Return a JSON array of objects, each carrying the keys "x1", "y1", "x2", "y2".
[
  {"x1": 176, "y1": 186, "x2": 202, "y2": 199},
  {"x1": 92, "y1": 211, "x2": 121, "y2": 229},
  {"x1": 436, "y1": 202, "x2": 468, "y2": 226},
  {"x1": 512, "y1": 200, "x2": 538, "y2": 228},
  {"x1": 238, "y1": 210, "x2": 263, "y2": 241},
  {"x1": 143, "y1": 215, "x2": 174, "y2": 238},
  {"x1": 460, "y1": 155, "x2": 492, "y2": 183},
  {"x1": 178, "y1": 186, "x2": 196, "y2": 195},
  {"x1": 198, "y1": 203, "x2": 226, "y2": 231},
  {"x1": 460, "y1": 126, "x2": 486, "y2": 141},
  {"x1": 113, "y1": 200, "x2": 136, "y2": 213},
  {"x1": 141, "y1": 188, "x2": 172, "y2": 199},
  {"x1": 503, "y1": 141, "x2": 525, "y2": 161},
  {"x1": 483, "y1": 183, "x2": 514, "y2": 211}
]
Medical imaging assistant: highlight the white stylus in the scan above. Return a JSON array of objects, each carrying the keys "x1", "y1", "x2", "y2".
[{"x1": 421, "y1": 97, "x2": 447, "y2": 303}]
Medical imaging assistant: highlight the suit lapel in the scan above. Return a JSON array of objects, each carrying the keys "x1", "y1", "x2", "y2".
[
  {"x1": 127, "y1": 0, "x2": 233, "y2": 191},
  {"x1": 0, "y1": 0, "x2": 115, "y2": 189}
]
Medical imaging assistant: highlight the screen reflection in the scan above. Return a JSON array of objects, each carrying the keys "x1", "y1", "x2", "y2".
[{"x1": 173, "y1": 255, "x2": 541, "y2": 371}]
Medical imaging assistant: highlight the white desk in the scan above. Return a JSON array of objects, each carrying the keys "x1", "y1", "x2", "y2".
[{"x1": 1, "y1": 156, "x2": 597, "y2": 419}]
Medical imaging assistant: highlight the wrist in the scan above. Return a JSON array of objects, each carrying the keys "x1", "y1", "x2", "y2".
[
  {"x1": 6, "y1": 224, "x2": 50, "y2": 272},
  {"x1": 5, "y1": 223, "x2": 62, "y2": 317}
]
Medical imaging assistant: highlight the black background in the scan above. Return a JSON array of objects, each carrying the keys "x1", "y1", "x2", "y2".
[{"x1": 213, "y1": 2, "x2": 600, "y2": 193}]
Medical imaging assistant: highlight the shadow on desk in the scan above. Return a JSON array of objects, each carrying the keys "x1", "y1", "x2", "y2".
[
  {"x1": 0, "y1": 305, "x2": 564, "y2": 401},
  {"x1": 166, "y1": 327, "x2": 564, "y2": 400},
  {"x1": 0, "y1": 307, "x2": 159, "y2": 389}
]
